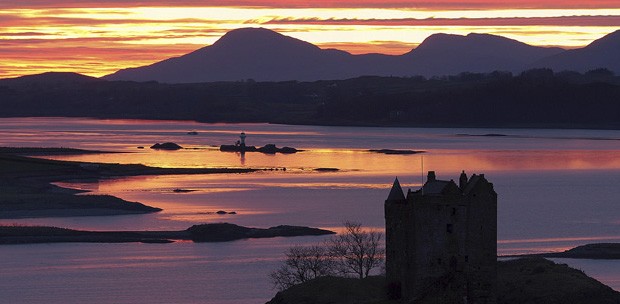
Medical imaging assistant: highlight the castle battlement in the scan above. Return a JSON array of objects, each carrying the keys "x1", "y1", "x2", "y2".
[{"x1": 385, "y1": 171, "x2": 497, "y2": 303}]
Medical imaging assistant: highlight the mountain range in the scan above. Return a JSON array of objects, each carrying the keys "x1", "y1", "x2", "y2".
[{"x1": 99, "y1": 28, "x2": 617, "y2": 83}]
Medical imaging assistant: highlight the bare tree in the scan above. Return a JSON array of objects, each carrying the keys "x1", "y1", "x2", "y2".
[
  {"x1": 269, "y1": 245, "x2": 335, "y2": 291},
  {"x1": 328, "y1": 221, "x2": 384, "y2": 279}
]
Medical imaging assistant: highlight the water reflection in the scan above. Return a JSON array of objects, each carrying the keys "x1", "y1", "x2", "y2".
[{"x1": 2, "y1": 117, "x2": 620, "y2": 301}]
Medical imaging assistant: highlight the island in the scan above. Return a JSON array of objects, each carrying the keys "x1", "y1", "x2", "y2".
[
  {"x1": 368, "y1": 149, "x2": 424, "y2": 155},
  {"x1": 0, "y1": 223, "x2": 335, "y2": 244},
  {"x1": 220, "y1": 143, "x2": 299, "y2": 154}
]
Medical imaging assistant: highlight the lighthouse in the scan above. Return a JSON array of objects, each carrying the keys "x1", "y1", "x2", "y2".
[{"x1": 239, "y1": 132, "x2": 246, "y2": 148}]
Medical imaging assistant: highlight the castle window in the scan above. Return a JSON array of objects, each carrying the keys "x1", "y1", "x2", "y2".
[
  {"x1": 452, "y1": 208, "x2": 456, "y2": 215},
  {"x1": 465, "y1": 255, "x2": 469, "y2": 262},
  {"x1": 437, "y1": 258, "x2": 442, "y2": 265},
  {"x1": 447, "y1": 224, "x2": 453, "y2": 233}
]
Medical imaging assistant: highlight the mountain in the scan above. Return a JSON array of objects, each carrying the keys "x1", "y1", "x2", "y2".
[
  {"x1": 533, "y1": 30, "x2": 620, "y2": 73},
  {"x1": 103, "y1": 27, "x2": 620, "y2": 83},
  {"x1": 405, "y1": 33, "x2": 564, "y2": 76},
  {"x1": 104, "y1": 28, "x2": 402, "y2": 83}
]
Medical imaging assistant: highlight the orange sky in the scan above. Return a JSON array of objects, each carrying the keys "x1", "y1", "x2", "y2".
[{"x1": 0, "y1": 1, "x2": 619, "y2": 78}]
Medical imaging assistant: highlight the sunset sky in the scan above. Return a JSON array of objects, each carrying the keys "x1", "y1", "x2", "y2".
[{"x1": 1, "y1": 1, "x2": 619, "y2": 78}]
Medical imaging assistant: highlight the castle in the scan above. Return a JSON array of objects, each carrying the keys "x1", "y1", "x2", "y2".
[{"x1": 385, "y1": 171, "x2": 497, "y2": 303}]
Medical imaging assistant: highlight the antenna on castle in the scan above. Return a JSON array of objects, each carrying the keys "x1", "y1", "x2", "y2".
[{"x1": 421, "y1": 155, "x2": 424, "y2": 195}]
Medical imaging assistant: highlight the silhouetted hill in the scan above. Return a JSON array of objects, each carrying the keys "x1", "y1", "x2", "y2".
[
  {"x1": 406, "y1": 33, "x2": 563, "y2": 76},
  {"x1": 534, "y1": 30, "x2": 620, "y2": 74},
  {"x1": 103, "y1": 28, "x2": 574, "y2": 83},
  {"x1": 104, "y1": 28, "x2": 402, "y2": 83},
  {"x1": 0, "y1": 72, "x2": 102, "y2": 86}
]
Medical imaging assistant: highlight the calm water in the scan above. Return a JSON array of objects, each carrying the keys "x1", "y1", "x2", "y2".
[{"x1": 1, "y1": 117, "x2": 619, "y2": 303}]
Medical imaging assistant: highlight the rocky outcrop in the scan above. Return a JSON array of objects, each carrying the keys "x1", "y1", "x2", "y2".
[{"x1": 150, "y1": 142, "x2": 183, "y2": 150}]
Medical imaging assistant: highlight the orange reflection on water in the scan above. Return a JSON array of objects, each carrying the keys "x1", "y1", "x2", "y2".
[{"x1": 421, "y1": 150, "x2": 620, "y2": 174}]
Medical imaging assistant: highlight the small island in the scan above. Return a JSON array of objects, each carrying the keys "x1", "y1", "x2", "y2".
[
  {"x1": 0, "y1": 223, "x2": 335, "y2": 244},
  {"x1": 368, "y1": 149, "x2": 424, "y2": 155},
  {"x1": 220, "y1": 143, "x2": 299, "y2": 154},
  {"x1": 219, "y1": 132, "x2": 300, "y2": 154}
]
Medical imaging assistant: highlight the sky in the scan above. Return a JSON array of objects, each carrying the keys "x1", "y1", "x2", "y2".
[{"x1": 1, "y1": 1, "x2": 619, "y2": 78}]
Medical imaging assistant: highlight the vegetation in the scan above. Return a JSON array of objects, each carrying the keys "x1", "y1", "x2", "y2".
[
  {"x1": 1, "y1": 69, "x2": 620, "y2": 129},
  {"x1": 270, "y1": 222, "x2": 384, "y2": 291}
]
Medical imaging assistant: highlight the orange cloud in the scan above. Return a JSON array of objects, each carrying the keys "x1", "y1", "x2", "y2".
[
  {"x1": 2, "y1": 0, "x2": 619, "y2": 9},
  {"x1": 263, "y1": 15, "x2": 620, "y2": 27}
]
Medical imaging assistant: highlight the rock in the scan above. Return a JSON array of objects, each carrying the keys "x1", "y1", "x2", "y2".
[
  {"x1": 150, "y1": 142, "x2": 183, "y2": 150},
  {"x1": 216, "y1": 210, "x2": 227, "y2": 215},
  {"x1": 187, "y1": 131, "x2": 198, "y2": 135},
  {"x1": 369, "y1": 149, "x2": 423, "y2": 155},
  {"x1": 257, "y1": 144, "x2": 278, "y2": 154},
  {"x1": 315, "y1": 168, "x2": 339, "y2": 172},
  {"x1": 172, "y1": 188, "x2": 194, "y2": 193}
]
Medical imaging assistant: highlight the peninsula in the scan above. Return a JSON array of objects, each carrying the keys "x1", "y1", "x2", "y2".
[
  {"x1": 0, "y1": 148, "x2": 260, "y2": 218},
  {"x1": 0, "y1": 223, "x2": 335, "y2": 244}
]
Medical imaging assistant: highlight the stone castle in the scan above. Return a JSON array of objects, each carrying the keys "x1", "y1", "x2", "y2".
[{"x1": 385, "y1": 171, "x2": 497, "y2": 303}]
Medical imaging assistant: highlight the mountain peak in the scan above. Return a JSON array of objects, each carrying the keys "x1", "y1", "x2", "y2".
[{"x1": 212, "y1": 27, "x2": 319, "y2": 51}]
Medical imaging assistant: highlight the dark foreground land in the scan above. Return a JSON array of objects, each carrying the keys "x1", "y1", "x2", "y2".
[
  {"x1": 0, "y1": 148, "x2": 260, "y2": 218},
  {"x1": 267, "y1": 258, "x2": 620, "y2": 304},
  {"x1": 0, "y1": 223, "x2": 334, "y2": 244}
]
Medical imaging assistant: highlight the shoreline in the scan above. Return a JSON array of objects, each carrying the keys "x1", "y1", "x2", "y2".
[{"x1": 500, "y1": 243, "x2": 620, "y2": 260}]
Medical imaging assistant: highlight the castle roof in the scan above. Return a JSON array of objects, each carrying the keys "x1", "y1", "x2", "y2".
[
  {"x1": 422, "y1": 180, "x2": 452, "y2": 194},
  {"x1": 387, "y1": 177, "x2": 406, "y2": 201}
]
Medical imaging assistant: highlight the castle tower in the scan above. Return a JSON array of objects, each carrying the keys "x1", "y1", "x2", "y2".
[{"x1": 385, "y1": 172, "x2": 497, "y2": 303}]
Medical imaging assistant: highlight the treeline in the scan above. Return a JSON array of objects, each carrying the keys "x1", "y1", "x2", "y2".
[{"x1": 0, "y1": 69, "x2": 619, "y2": 129}]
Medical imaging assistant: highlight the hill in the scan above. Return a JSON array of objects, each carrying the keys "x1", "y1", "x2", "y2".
[
  {"x1": 0, "y1": 72, "x2": 102, "y2": 86},
  {"x1": 103, "y1": 28, "x2": 569, "y2": 83},
  {"x1": 534, "y1": 30, "x2": 620, "y2": 73},
  {"x1": 266, "y1": 258, "x2": 620, "y2": 304},
  {"x1": 104, "y1": 28, "x2": 402, "y2": 83},
  {"x1": 406, "y1": 33, "x2": 563, "y2": 76}
]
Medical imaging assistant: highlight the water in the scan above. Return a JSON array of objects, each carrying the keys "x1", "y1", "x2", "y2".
[{"x1": 1, "y1": 117, "x2": 619, "y2": 303}]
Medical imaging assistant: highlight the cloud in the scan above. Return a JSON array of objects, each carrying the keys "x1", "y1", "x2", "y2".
[
  {"x1": 262, "y1": 15, "x2": 620, "y2": 27},
  {"x1": 1, "y1": 0, "x2": 619, "y2": 10}
]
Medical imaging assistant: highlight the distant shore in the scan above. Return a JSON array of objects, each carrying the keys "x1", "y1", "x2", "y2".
[
  {"x1": 0, "y1": 223, "x2": 335, "y2": 244},
  {"x1": 501, "y1": 243, "x2": 620, "y2": 260}
]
